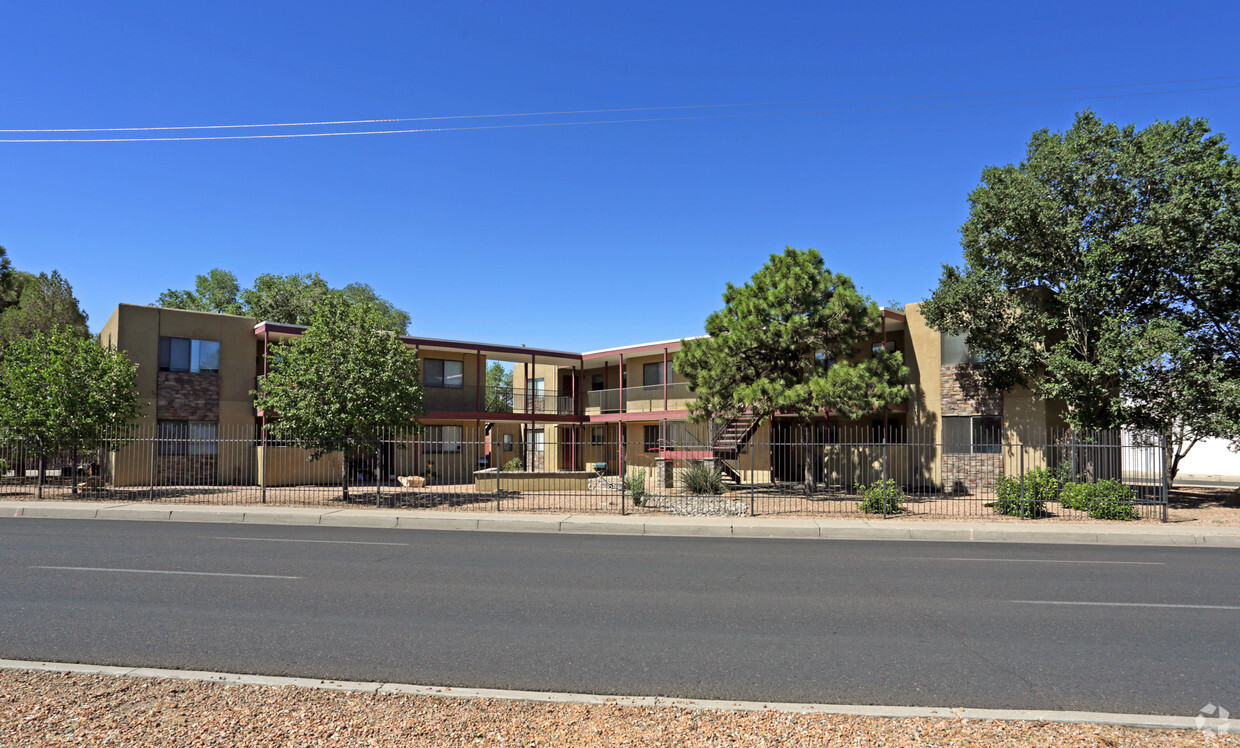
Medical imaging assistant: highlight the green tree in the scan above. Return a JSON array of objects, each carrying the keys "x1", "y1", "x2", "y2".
[
  {"x1": 921, "y1": 111, "x2": 1240, "y2": 477},
  {"x1": 0, "y1": 246, "x2": 16, "y2": 311},
  {"x1": 157, "y1": 269, "x2": 412, "y2": 333},
  {"x1": 0, "y1": 326, "x2": 142, "y2": 497},
  {"x1": 676, "y1": 247, "x2": 909, "y2": 491},
  {"x1": 0, "y1": 271, "x2": 90, "y2": 350},
  {"x1": 156, "y1": 268, "x2": 243, "y2": 315},
  {"x1": 252, "y1": 294, "x2": 425, "y2": 502},
  {"x1": 484, "y1": 362, "x2": 514, "y2": 413}
]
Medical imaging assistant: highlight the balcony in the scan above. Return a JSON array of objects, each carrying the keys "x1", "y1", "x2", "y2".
[
  {"x1": 584, "y1": 382, "x2": 696, "y2": 414},
  {"x1": 422, "y1": 385, "x2": 577, "y2": 416}
]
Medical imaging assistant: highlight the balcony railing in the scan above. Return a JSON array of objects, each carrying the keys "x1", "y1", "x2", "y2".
[
  {"x1": 422, "y1": 385, "x2": 576, "y2": 416},
  {"x1": 584, "y1": 382, "x2": 696, "y2": 413}
]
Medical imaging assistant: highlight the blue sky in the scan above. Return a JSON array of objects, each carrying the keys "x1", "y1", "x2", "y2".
[{"x1": 3, "y1": 0, "x2": 1239, "y2": 351}]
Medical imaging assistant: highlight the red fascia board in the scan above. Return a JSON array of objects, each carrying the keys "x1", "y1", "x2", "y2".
[
  {"x1": 427, "y1": 411, "x2": 584, "y2": 424},
  {"x1": 880, "y1": 309, "x2": 907, "y2": 322},
  {"x1": 582, "y1": 342, "x2": 684, "y2": 361},
  {"x1": 253, "y1": 322, "x2": 582, "y2": 362},
  {"x1": 585, "y1": 410, "x2": 691, "y2": 423}
]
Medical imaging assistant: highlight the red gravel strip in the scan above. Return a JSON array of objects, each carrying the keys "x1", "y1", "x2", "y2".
[{"x1": 1, "y1": 670, "x2": 1235, "y2": 747}]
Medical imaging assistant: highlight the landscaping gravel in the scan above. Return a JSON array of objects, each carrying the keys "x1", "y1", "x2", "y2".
[{"x1": 2, "y1": 670, "x2": 1235, "y2": 747}]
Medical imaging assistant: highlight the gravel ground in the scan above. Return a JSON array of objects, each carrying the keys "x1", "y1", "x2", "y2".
[
  {"x1": 1, "y1": 670, "x2": 1235, "y2": 747},
  {"x1": 5, "y1": 483, "x2": 1237, "y2": 525}
]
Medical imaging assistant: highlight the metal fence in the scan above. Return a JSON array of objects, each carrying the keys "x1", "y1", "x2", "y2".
[{"x1": 0, "y1": 423, "x2": 1168, "y2": 521}]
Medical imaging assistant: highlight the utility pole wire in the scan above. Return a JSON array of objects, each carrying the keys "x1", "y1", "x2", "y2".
[
  {"x1": 2, "y1": 75, "x2": 1239, "y2": 134},
  {"x1": 3, "y1": 85, "x2": 1237, "y2": 143}
]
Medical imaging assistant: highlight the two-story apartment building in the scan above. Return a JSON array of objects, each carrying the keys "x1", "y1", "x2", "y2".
[{"x1": 100, "y1": 301, "x2": 1067, "y2": 493}]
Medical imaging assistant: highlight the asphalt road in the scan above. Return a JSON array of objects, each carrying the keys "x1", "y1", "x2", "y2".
[{"x1": 1, "y1": 518, "x2": 1236, "y2": 716}]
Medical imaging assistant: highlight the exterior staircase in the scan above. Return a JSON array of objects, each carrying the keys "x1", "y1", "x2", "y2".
[{"x1": 710, "y1": 413, "x2": 760, "y2": 484}]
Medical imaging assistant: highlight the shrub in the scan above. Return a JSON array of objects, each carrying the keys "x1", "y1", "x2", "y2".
[
  {"x1": 1057, "y1": 479, "x2": 1139, "y2": 520},
  {"x1": 625, "y1": 468, "x2": 648, "y2": 506},
  {"x1": 681, "y1": 460, "x2": 725, "y2": 495},
  {"x1": 502, "y1": 457, "x2": 523, "y2": 472},
  {"x1": 857, "y1": 479, "x2": 904, "y2": 514},
  {"x1": 0, "y1": 458, "x2": 7, "y2": 477},
  {"x1": 992, "y1": 471, "x2": 1052, "y2": 517}
]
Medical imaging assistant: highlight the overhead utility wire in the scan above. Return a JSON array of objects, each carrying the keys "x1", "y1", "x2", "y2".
[
  {"x1": 3, "y1": 85, "x2": 1237, "y2": 143},
  {"x1": 3, "y1": 75, "x2": 1239, "y2": 134}
]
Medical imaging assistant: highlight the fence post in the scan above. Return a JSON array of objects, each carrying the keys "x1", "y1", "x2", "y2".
[
  {"x1": 260, "y1": 427, "x2": 267, "y2": 504},
  {"x1": 1019, "y1": 443, "x2": 1026, "y2": 520},
  {"x1": 1160, "y1": 430, "x2": 1169, "y2": 523},
  {"x1": 882, "y1": 435, "x2": 889, "y2": 519},
  {"x1": 749, "y1": 435, "x2": 755, "y2": 517},
  {"x1": 619, "y1": 435, "x2": 627, "y2": 516},
  {"x1": 148, "y1": 429, "x2": 156, "y2": 501},
  {"x1": 375, "y1": 437, "x2": 382, "y2": 508}
]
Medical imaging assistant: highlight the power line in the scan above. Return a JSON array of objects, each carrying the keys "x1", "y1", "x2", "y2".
[
  {"x1": 3, "y1": 75, "x2": 1239, "y2": 134},
  {"x1": 3, "y1": 84, "x2": 1236, "y2": 143}
]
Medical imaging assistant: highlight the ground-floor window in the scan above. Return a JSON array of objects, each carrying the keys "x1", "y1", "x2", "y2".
[
  {"x1": 425, "y1": 425, "x2": 463, "y2": 453},
  {"x1": 642, "y1": 424, "x2": 660, "y2": 452},
  {"x1": 589, "y1": 426, "x2": 605, "y2": 445},
  {"x1": 157, "y1": 420, "x2": 218, "y2": 455},
  {"x1": 943, "y1": 415, "x2": 1002, "y2": 454}
]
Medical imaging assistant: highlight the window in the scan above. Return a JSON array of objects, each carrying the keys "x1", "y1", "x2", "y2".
[
  {"x1": 943, "y1": 416, "x2": 1001, "y2": 454},
  {"x1": 642, "y1": 362, "x2": 673, "y2": 387},
  {"x1": 589, "y1": 426, "x2": 604, "y2": 445},
  {"x1": 425, "y1": 425, "x2": 462, "y2": 453},
  {"x1": 872, "y1": 340, "x2": 896, "y2": 355},
  {"x1": 424, "y1": 359, "x2": 464, "y2": 388},
  {"x1": 157, "y1": 420, "x2": 218, "y2": 455},
  {"x1": 501, "y1": 433, "x2": 514, "y2": 452},
  {"x1": 871, "y1": 420, "x2": 905, "y2": 444},
  {"x1": 528, "y1": 429, "x2": 545, "y2": 452},
  {"x1": 590, "y1": 373, "x2": 605, "y2": 391},
  {"x1": 941, "y1": 333, "x2": 982, "y2": 366},
  {"x1": 158, "y1": 337, "x2": 220, "y2": 373},
  {"x1": 643, "y1": 424, "x2": 661, "y2": 452}
]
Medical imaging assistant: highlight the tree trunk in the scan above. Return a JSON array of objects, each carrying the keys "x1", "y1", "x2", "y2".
[
  {"x1": 801, "y1": 419, "x2": 816, "y2": 495},
  {"x1": 71, "y1": 444, "x2": 78, "y2": 496},
  {"x1": 37, "y1": 452, "x2": 45, "y2": 500},
  {"x1": 341, "y1": 451, "x2": 350, "y2": 504}
]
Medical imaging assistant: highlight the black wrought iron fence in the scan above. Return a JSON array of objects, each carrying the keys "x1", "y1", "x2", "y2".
[{"x1": 0, "y1": 424, "x2": 1168, "y2": 521}]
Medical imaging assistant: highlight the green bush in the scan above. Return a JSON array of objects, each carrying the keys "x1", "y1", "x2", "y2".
[
  {"x1": 992, "y1": 470, "x2": 1054, "y2": 517},
  {"x1": 681, "y1": 460, "x2": 725, "y2": 495},
  {"x1": 625, "y1": 468, "x2": 648, "y2": 506},
  {"x1": 502, "y1": 457, "x2": 523, "y2": 472},
  {"x1": 1058, "y1": 479, "x2": 1138, "y2": 520},
  {"x1": 0, "y1": 458, "x2": 8, "y2": 477},
  {"x1": 857, "y1": 479, "x2": 904, "y2": 514}
]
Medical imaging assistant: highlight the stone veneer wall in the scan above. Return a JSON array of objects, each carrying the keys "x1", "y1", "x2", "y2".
[
  {"x1": 940, "y1": 364, "x2": 1002, "y2": 416},
  {"x1": 940, "y1": 364, "x2": 1003, "y2": 494},
  {"x1": 156, "y1": 372, "x2": 220, "y2": 421},
  {"x1": 156, "y1": 455, "x2": 217, "y2": 486},
  {"x1": 942, "y1": 453, "x2": 1003, "y2": 496}
]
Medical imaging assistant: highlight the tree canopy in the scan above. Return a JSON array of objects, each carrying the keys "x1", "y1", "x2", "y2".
[
  {"x1": 485, "y1": 362, "x2": 514, "y2": 413},
  {"x1": 0, "y1": 270, "x2": 90, "y2": 350},
  {"x1": 921, "y1": 110, "x2": 1240, "y2": 477},
  {"x1": 677, "y1": 247, "x2": 908, "y2": 425},
  {"x1": 252, "y1": 294, "x2": 425, "y2": 502},
  {"x1": 0, "y1": 326, "x2": 142, "y2": 496},
  {"x1": 158, "y1": 269, "x2": 411, "y2": 333},
  {"x1": 0, "y1": 246, "x2": 16, "y2": 311}
]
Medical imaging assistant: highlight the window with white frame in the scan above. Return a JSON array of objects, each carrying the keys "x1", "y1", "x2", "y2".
[
  {"x1": 425, "y1": 425, "x2": 462, "y2": 453},
  {"x1": 501, "y1": 433, "x2": 514, "y2": 452},
  {"x1": 158, "y1": 337, "x2": 221, "y2": 374},
  {"x1": 424, "y1": 359, "x2": 464, "y2": 388},
  {"x1": 157, "y1": 420, "x2": 219, "y2": 455}
]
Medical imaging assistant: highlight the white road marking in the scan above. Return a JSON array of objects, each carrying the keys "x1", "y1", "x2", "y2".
[
  {"x1": 31, "y1": 565, "x2": 300, "y2": 580},
  {"x1": 208, "y1": 536, "x2": 408, "y2": 546},
  {"x1": 934, "y1": 558, "x2": 1163, "y2": 566},
  {"x1": 1011, "y1": 600, "x2": 1239, "y2": 610}
]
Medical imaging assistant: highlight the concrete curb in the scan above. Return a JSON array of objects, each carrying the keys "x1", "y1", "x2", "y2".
[
  {"x1": 0, "y1": 658, "x2": 1225, "y2": 732},
  {"x1": 3, "y1": 500, "x2": 1240, "y2": 548}
]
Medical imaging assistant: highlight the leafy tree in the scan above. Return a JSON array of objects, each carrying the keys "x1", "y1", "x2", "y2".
[
  {"x1": 676, "y1": 247, "x2": 909, "y2": 491},
  {"x1": 0, "y1": 326, "x2": 142, "y2": 497},
  {"x1": 921, "y1": 111, "x2": 1240, "y2": 479},
  {"x1": 0, "y1": 271, "x2": 90, "y2": 350},
  {"x1": 484, "y1": 362, "x2": 514, "y2": 413},
  {"x1": 0, "y1": 246, "x2": 16, "y2": 311},
  {"x1": 158, "y1": 269, "x2": 411, "y2": 333},
  {"x1": 156, "y1": 268, "x2": 244, "y2": 315},
  {"x1": 253, "y1": 294, "x2": 425, "y2": 502}
]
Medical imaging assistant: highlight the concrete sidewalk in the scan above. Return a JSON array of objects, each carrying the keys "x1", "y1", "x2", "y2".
[{"x1": 3, "y1": 499, "x2": 1239, "y2": 547}]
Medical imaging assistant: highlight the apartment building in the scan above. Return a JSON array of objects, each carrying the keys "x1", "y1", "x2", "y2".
[{"x1": 100, "y1": 301, "x2": 1066, "y2": 492}]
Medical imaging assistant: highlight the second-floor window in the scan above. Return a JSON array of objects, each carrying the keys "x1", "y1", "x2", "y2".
[
  {"x1": 424, "y1": 358, "x2": 464, "y2": 388},
  {"x1": 159, "y1": 337, "x2": 220, "y2": 374},
  {"x1": 642, "y1": 362, "x2": 673, "y2": 386},
  {"x1": 590, "y1": 373, "x2": 605, "y2": 391}
]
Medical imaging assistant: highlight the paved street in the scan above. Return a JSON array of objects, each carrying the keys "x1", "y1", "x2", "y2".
[{"x1": 0, "y1": 518, "x2": 1236, "y2": 716}]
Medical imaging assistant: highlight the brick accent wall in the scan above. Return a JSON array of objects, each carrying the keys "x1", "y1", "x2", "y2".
[
  {"x1": 156, "y1": 455, "x2": 217, "y2": 485},
  {"x1": 156, "y1": 372, "x2": 220, "y2": 420},
  {"x1": 940, "y1": 365, "x2": 1002, "y2": 416},
  {"x1": 943, "y1": 453, "x2": 1002, "y2": 495}
]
